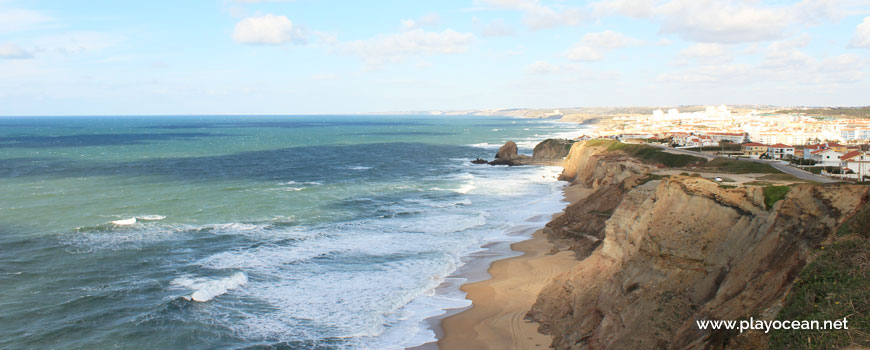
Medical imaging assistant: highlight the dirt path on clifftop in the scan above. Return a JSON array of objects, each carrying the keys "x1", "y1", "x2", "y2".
[{"x1": 438, "y1": 185, "x2": 589, "y2": 350}]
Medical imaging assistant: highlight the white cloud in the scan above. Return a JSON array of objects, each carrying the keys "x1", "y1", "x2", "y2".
[
  {"x1": 401, "y1": 13, "x2": 440, "y2": 31},
  {"x1": 850, "y1": 16, "x2": 870, "y2": 48},
  {"x1": 232, "y1": 14, "x2": 306, "y2": 45},
  {"x1": 346, "y1": 28, "x2": 475, "y2": 66},
  {"x1": 566, "y1": 45, "x2": 605, "y2": 61},
  {"x1": 581, "y1": 30, "x2": 643, "y2": 49},
  {"x1": 679, "y1": 43, "x2": 728, "y2": 58},
  {"x1": 592, "y1": 0, "x2": 656, "y2": 18},
  {"x1": 526, "y1": 60, "x2": 560, "y2": 74},
  {"x1": 476, "y1": 0, "x2": 584, "y2": 29},
  {"x1": 0, "y1": 8, "x2": 52, "y2": 34},
  {"x1": 658, "y1": 63, "x2": 753, "y2": 84},
  {"x1": 674, "y1": 43, "x2": 731, "y2": 65},
  {"x1": 566, "y1": 30, "x2": 641, "y2": 61},
  {"x1": 480, "y1": 18, "x2": 516, "y2": 37},
  {"x1": 659, "y1": 40, "x2": 866, "y2": 87},
  {"x1": 524, "y1": 61, "x2": 620, "y2": 81},
  {"x1": 819, "y1": 54, "x2": 864, "y2": 73},
  {"x1": 656, "y1": 0, "x2": 790, "y2": 43},
  {"x1": 593, "y1": 0, "x2": 805, "y2": 43},
  {"x1": 761, "y1": 35, "x2": 812, "y2": 69},
  {"x1": 0, "y1": 43, "x2": 32, "y2": 59}
]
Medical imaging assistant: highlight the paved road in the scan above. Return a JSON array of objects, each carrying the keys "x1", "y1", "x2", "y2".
[
  {"x1": 748, "y1": 159, "x2": 838, "y2": 183},
  {"x1": 651, "y1": 144, "x2": 838, "y2": 183}
]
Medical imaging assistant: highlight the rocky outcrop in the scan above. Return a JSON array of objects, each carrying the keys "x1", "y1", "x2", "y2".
[
  {"x1": 528, "y1": 140, "x2": 870, "y2": 350},
  {"x1": 486, "y1": 141, "x2": 532, "y2": 166},
  {"x1": 478, "y1": 139, "x2": 578, "y2": 166},
  {"x1": 495, "y1": 141, "x2": 519, "y2": 160},
  {"x1": 534, "y1": 139, "x2": 576, "y2": 160}
]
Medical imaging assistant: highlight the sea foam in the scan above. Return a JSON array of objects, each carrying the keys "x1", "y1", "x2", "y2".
[{"x1": 173, "y1": 272, "x2": 248, "y2": 302}]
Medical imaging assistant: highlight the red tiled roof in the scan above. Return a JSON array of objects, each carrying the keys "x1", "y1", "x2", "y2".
[
  {"x1": 743, "y1": 142, "x2": 766, "y2": 147},
  {"x1": 769, "y1": 143, "x2": 792, "y2": 148},
  {"x1": 841, "y1": 150, "x2": 863, "y2": 161},
  {"x1": 705, "y1": 132, "x2": 747, "y2": 136}
]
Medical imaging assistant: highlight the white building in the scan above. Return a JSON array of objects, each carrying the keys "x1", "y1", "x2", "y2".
[
  {"x1": 768, "y1": 143, "x2": 795, "y2": 159},
  {"x1": 811, "y1": 149, "x2": 843, "y2": 167},
  {"x1": 842, "y1": 150, "x2": 870, "y2": 180}
]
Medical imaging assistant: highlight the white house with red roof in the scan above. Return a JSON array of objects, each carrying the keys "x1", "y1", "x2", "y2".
[
  {"x1": 684, "y1": 135, "x2": 717, "y2": 148},
  {"x1": 811, "y1": 148, "x2": 844, "y2": 167},
  {"x1": 841, "y1": 150, "x2": 870, "y2": 180},
  {"x1": 767, "y1": 143, "x2": 795, "y2": 159}
]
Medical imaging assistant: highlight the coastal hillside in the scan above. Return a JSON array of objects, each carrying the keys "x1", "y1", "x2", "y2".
[{"x1": 529, "y1": 140, "x2": 870, "y2": 349}]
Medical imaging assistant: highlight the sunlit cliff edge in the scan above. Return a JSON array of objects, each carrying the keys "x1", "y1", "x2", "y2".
[{"x1": 528, "y1": 140, "x2": 870, "y2": 349}]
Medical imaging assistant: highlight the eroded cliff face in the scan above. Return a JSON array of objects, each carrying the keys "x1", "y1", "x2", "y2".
[{"x1": 530, "y1": 141, "x2": 869, "y2": 350}]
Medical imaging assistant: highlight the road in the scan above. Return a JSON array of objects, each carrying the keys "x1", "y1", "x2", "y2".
[
  {"x1": 749, "y1": 159, "x2": 838, "y2": 183},
  {"x1": 651, "y1": 144, "x2": 838, "y2": 183}
]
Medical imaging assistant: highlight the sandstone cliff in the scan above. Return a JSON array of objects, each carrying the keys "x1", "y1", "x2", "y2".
[
  {"x1": 529, "y1": 141, "x2": 870, "y2": 349},
  {"x1": 534, "y1": 139, "x2": 576, "y2": 160}
]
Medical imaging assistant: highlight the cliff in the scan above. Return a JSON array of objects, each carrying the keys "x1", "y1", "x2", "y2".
[
  {"x1": 534, "y1": 139, "x2": 576, "y2": 160},
  {"x1": 529, "y1": 141, "x2": 870, "y2": 349}
]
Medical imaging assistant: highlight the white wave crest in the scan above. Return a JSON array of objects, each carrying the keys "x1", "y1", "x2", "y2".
[
  {"x1": 173, "y1": 272, "x2": 248, "y2": 302},
  {"x1": 111, "y1": 218, "x2": 137, "y2": 226}
]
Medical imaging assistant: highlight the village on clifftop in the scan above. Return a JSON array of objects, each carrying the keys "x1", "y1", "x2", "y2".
[{"x1": 586, "y1": 106, "x2": 870, "y2": 181}]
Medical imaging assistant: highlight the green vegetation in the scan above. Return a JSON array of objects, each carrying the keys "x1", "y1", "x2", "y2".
[
  {"x1": 776, "y1": 106, "x2": 870, "y2": 119},
  {"x1": 700, "y1": 157, "x2": 781, "y2": 174},
  {"x1": 770, "y1": 239, "x2": 870, "y2": 349},
  {"x1": 789, "y1": 158, "x2": 818, "y2": 166},
  {"x1": 684, "y1": 143, "x2": 743, "y2": 152},
  {"x1": 585, "y1": 139, "x2": 707, "y2": 168},
  {"x1": 584, "y1": 140, "x2": 784, "y2": 174},
  {"x1": 759, "y1": 173, "x2": 807, "y2": 182},
  {"x1": 762, "y1": 185, "x2": 790, "y2": 210},
  {"x1": 637, "y1": 174, "x2": 666, "y2": 185},
  {"x1": 837, "y1": 204, "x2": 870, "y2": 238}
]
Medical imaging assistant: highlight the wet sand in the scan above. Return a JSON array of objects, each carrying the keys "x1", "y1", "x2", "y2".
[{"x1": 436, "y1": 184, "x2": 590, "y2": 350}]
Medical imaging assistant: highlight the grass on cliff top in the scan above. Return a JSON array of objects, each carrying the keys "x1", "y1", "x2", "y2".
[
  {"x1": 770, "y1": 239, "x2": 870, "y2": 349},
  {"x1": 838, "y1": 203, "x2": 870, "y2": 239},
  {"x1": 700, "y1": 157, "x2": 781, "y2": 174},
  {"x1": 763, "y1": 185, "x2": 791, "y2": 210},
  {"x1": 583, "y1": 140, "x2": 782, "y2": 174},
  {"x1": 584, "y1": 139, "x2": 706, "y2": 168}
]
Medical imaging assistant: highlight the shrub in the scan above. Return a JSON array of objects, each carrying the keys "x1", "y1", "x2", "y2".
[{"x1": 763, "y1": 185, "x2": 790, "y2": 210}]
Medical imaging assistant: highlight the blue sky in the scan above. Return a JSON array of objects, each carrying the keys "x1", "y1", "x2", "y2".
[{"x1": 1, "y1": 0, "x2": 869, "y2": 115}]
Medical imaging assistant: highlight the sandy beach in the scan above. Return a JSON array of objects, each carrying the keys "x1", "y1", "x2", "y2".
[{"x1": 437, "y1": 184, "x2": 590, "y2": 350}]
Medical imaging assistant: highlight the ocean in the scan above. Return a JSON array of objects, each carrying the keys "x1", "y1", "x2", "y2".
[{"x1": 0, "y1": 115, "x2": 587, "y2": 349}]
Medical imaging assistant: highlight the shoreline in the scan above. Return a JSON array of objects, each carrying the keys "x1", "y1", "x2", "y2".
[{"x1": 426, "y1": 183, "x2": 590, "y2": 350}]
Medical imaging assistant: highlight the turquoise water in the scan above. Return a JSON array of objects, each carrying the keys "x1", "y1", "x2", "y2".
[{"x1": 0, "y1": 115, "x2": 586, "y2": 349}]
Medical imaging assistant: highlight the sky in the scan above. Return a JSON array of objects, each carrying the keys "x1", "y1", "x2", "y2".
[{"x1": 0, "y1": 0, "x2": 869, "y2": 116}]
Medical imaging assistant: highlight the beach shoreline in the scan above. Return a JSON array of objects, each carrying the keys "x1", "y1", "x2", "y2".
[{"x1": 425, "y1": 183, "x2": 590, "y2": 350}]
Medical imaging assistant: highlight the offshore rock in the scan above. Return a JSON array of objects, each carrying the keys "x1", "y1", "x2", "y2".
[{"x1": 495, "y1": 141, "x2": 519, "y2": 160}]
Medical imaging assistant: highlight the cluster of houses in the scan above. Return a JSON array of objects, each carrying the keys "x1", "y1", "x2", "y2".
[
  {"x1": 740, "y1": 142, "x2": 870, "y2": 179},
  {"x1": 589, "y1": 132, "x2": 870, "y2": 180}
]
